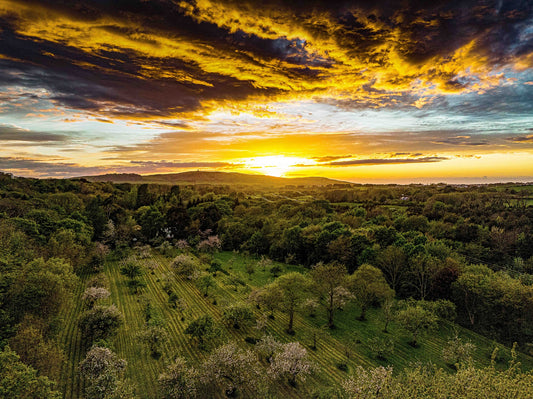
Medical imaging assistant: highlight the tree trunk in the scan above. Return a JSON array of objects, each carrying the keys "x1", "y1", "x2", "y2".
[
  {"x1": 359, "y1": 305, "x2": 367, "y2": 321},
  {"x1": 287, "y1": 310, "x2": 294, "y2": 334}
]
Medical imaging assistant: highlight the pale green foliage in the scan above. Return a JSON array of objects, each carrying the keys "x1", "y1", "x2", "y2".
[
  {"x1": 396, "y1": 304, "x2": 438, "y2": 346},
  {"x1": 348, "y1": 264, "x2": 394, "y2": 321},
  {"x1": 343, "y1": 361, "x2": 533, "y2": 398},
  {"x1": 342, "y1": 366, "x2": 394, "y2": 398},
  {"x1": 367, "y1": 336, "x2": 395, "y2": 360},
  {"x1": 196, "y1": 274, "x2": 214, "y2": 296},
  {"x1": 266, "y1": 272, "x2": 312, "y2": 334}
]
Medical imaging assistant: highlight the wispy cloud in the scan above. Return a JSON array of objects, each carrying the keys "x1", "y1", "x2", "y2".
[
  {"x1": 0, "y1": 124, "x2": 69, "y2": 142},
  {"x1": 327, "y1": 157, "x2": 449, "y2": 167}
]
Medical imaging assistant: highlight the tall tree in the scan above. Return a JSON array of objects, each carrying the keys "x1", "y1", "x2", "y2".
[
  {"x1": 375, "y1": 245, "x2": 407, "y2": 293},
  {"x1": 310, "y1": 261, "x2": 350, "y2": 328},
  {"x1": 348, "y1": 264, "x2": 394, "y2": 321},
  {"x1": 265, "y1": 272, "x2": 312, "y2": 334}
]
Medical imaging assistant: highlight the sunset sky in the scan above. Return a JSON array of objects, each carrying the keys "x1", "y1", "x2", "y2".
[{"x1": 0, "y1": 0, "x2": 532, "y2": 183}]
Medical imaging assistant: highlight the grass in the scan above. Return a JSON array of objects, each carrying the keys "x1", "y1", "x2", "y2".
[{"x1": 58, "y1": 249, "x2": 533, "y2": 398}]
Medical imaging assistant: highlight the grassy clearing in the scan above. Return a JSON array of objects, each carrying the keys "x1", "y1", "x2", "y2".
[{"x1": 58, "y1": 250, "x2": 533, "y2": 398}]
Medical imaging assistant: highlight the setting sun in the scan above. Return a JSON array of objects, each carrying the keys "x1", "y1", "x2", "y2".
[{"x1": 242, "y1": 155, "x2": 312, "y2": 177}]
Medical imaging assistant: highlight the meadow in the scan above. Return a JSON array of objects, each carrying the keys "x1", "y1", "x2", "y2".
[{"x1": 58, "y1": 248, "x2": 533, "y2": 399}]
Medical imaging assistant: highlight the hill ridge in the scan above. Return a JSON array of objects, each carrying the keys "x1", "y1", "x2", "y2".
[{"x1": 80, "y1": 170, "x2": 350, "y2": 186}]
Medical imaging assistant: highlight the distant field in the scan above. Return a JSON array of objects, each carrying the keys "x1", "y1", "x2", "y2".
[{"x1": 58, "y1": 250, "x2": 533, "y2": 398}]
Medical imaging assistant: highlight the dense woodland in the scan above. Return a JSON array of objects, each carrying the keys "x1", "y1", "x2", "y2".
[{"x1": 1, "y1": 171, "x2": 533, "y2": 398}]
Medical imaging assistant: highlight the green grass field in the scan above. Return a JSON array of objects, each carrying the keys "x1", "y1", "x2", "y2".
[{"x1": 57, "y1": 249, "x2": 533, "y2": 398}]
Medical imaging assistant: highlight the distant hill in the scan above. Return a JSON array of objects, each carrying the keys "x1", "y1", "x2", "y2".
[{"x1": 80, "y1": 171, "x2": 350, "y2": 186}]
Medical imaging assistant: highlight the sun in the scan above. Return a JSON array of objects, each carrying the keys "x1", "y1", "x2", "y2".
[{"x1": 243, "y1": 155, "x2": 310, "y2": 177}]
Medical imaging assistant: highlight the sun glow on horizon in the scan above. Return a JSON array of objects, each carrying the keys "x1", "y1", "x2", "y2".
[{"x1": 242, "y1": 155, "x2": 313, "y2": 177}]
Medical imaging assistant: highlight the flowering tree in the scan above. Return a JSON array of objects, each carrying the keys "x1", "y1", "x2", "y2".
[
  {"x1": 82, "y1": 287, "x2": 110, "y2": 309},
  {"x1": 197, "y1": 236, "x2": 221, "y2": 253},
  {"x1": 200, "y1": 342, "x2": 265, "y2": 396},
  {"x1": 342, "y1": 366, "x2": 394, "y2": 398},
  {"x1": 158, "y1": 357, "x2": 198, "y2": 399},
  {"x1": 442, "y1": 334, "x2": 476, "y2": 366},
  {"x1": 171, "y1": 254, "x2": 199, "y2": 280},
  {"x1": 79, "y1": 346, "x2": 131, "y2": 399},
  {"x1": 268, "y1": 342, "x2": 315, "y2": 386}
]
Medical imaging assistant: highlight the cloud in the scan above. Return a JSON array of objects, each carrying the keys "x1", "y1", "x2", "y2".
[
  {"x1": 312, "y1": 155, "x2": 352, "y2": 162},
  {"x1": 0, "y1": 157, "x2": 240, "y2": 178},
  {"x1": 328, "y1": 156, "x2": 448, "y2": 166},
  {"x1": 0, "y1": 124, "x2": 69, "y2": 142},
  {"x1": 0, "y1": 0, "x2": 531, "y2": 120},
  {"x1": 432, "y1": 136, "x2": 489, "y2": 146},
  {"x1": 0, "y1": 157, "x2": 105, "y2": 177},
  {"x1": 128, "y1": 160, "x2": 239, "y2": 169},
  {"x1": 506, "y1": 135, "x2": 533, "y2": 143}
]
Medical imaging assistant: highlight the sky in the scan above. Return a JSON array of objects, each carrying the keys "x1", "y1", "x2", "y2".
[{"x1": 0, "y1": 0, "x2": 532, "y2": 183}]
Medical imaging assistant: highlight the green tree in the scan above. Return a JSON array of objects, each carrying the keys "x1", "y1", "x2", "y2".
[
  {"x1": 9, "y1": 316, "x2": 65, "y2": 379},
  {"x1": 184, "y1": 315, "x2": 219, "y2": 349},
  {"x1": 0, "y1": 345, "x2": 61, "y2": 399},
  {"x1": 265, "y1": 272, "x2": 312, "y2": 334},
  {"x1": 138, "y1": 325, "x2": 168, "y2": 358},
  {"x1": 165, "y1": 205, "x2": 191, "y2": 240},
  {"x1": 79, "y1": 305, "x2": 123, "y2": 345},
  {"x1": 347, "y1": 264, "x2": 394, "y2": 321},
  {"x1": 197, "y1": 274, "x2": 214, "y2": 297},
  {"x1": 138, "y1": 206, "x2": 164, "y2": 240},
  {"x1": 396, "y1": 304, "x2": 438, "y2": 347},
  {"x1": 7, "y1": 257, "x2": 77, "y2": 322},
  {"x1": 222, "y1": 304, "x2": 255, "y2": 329},
  {"x1": 310, "y1": 261, "x2": 349, "y2": 328},
  {"x1": 120, "y1": 262, "x2": 142, "y2": 280},
  {"x1": 375, "y1": 245, "x2": 407, "y2": 292}
]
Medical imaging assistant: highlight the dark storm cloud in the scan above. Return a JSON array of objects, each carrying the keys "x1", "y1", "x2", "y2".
[{"x1": 0, "y1": 0, "x2": 531, "y2": 118}]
